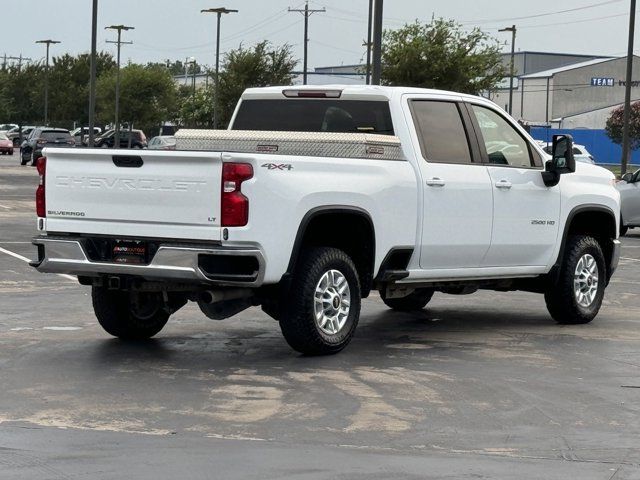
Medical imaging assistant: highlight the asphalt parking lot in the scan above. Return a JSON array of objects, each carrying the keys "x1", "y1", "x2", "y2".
[{"x1": 1, "y1": 151, "x2": 640, "y2": 479}]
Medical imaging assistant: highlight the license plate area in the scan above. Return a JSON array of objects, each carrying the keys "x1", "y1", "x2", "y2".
[{"x1": 112, "y1": 240, "x2": 148, "y2": 265}]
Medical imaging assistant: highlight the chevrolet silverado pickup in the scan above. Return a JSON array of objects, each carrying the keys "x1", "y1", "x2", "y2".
[{"x1": 31, "y1": 85, "x2": 621, "y2": 355}]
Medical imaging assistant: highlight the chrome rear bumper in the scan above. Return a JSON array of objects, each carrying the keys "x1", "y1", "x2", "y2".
[{"x1": 31, "y1": 236, "x2": 265, "y2": 287}]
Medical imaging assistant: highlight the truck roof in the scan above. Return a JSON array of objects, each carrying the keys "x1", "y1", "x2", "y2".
[{"x1": 241, "y1": 84, "x2": 487, "y2": 103}]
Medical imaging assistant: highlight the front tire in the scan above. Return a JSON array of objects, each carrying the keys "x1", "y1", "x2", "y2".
[
  {"x1": 92, "y1": 287, "x2": 170, "y2": 339},
  {"x1": 545, "y1": 235, "x2": 606, "y2": 325},
  {"x1": 279, "y1": 247, "x2": 361, "y2": 355},
  {"x1": 380, "y1": 288, "x2": 434, "y2": 311}
]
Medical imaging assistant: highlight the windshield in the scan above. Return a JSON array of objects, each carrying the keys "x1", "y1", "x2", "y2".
[
  {"x1": 232, "y1": 99, "x2": 395, "y2": 135},
  {"x1": 0, "y1": 133, "x2": 8, "y2": 141}
]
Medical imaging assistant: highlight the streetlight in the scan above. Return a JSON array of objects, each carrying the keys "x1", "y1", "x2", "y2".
[
  {"x1": 201, "y1": 7, "x2": 238, "y2": 129},
  {"x1": 35, "y1": 39, "x2": 61, "y2": 125},
  {"x1": 89, "y1": 0, "x2": 98, "y2": 147},
  {"x1": 499, "y1": 25, "x2": 516, "y2": 116},
  {"x1": 105, "y1": 25, "x2": 134, "y2": 149}
]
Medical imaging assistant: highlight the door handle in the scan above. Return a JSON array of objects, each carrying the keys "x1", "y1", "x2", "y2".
[
  {"x1": 495, "y1": 180, "x2": 512, "y2": 189},
  {"x1": 426, "y1": 177, "x2": 445, "y2": 187}
]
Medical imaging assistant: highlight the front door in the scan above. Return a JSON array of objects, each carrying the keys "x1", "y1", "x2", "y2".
[
  {"x1": 408, "y1": 98, "x2": 493, "y2": 270},
  {"x1": 467, "y1": 104, "x2": 560, "y2": 267}
]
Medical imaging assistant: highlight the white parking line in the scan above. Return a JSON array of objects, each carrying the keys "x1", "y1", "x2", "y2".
[
  {"x1": 621, "y1": 257, "x2": 640, "y2": 263},
  {"x1": 0, "y1": 246, "x2": 76, "y2": 282},
  {"x1": 0, "y1": 204, "x2": 10, "y2": 210}
]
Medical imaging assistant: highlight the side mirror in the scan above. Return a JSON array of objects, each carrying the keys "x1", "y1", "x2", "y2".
[
  {"x1": 551, "y1": 134, "x2": 576, "y2": 173},
  {"x1": 542, "y1": 134, "x2": 576, "y2": 187},
  {"x1": 622, "y1": 172, "x2": 634, "y2": 183}
]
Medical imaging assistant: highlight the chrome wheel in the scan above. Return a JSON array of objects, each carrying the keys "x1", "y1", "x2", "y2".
[
  {"x1": 574, "y1": 254, "x2": 599, "y2": 308},
  {"x1": 314, "y1": 269, "x2": 351, "y2": 335}
]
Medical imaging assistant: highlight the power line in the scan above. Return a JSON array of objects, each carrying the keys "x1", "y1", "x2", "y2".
[
  {"x1": 517, "y1": 10, "x2": 634, "y2": 29},
  {"x1": 461, "y1": 0, "x2": 623, "y2": 25}
]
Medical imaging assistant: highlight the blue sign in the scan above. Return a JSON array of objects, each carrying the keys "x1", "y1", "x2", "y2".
[{"x1": 591, "y1": 77, "x2": 615, "y2": 87}]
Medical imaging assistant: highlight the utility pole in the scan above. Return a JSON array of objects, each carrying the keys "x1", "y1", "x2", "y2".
[
  {"x1": 7, "y1": 55, "x2": 32, "y2": 72},
  {"x1": 364, "y1": 0, "x2": 374, "y2": 84},
  {"x1": 499, "y1": 25, "x2": 517, "y2": 116},
  {"x1": 88, "y1": 0, "x2": 98, "y2": 148},
  {"x1": 106, "y1": 25, "x2": 134, "y2": 149},
  {"x1": 289, "y1": 1, "x2": 325, "y2": 85},
  {"x1": 622, "y1": 0, "x2": 637, "y2": 175},
  {"x1": 35, "y1": 40, "x2": 61, "y2": 126},
  {"x1": 201, "y1": 7, "x2": 239, "y2": 129},
  {"x1": 371, "y1": 0, "x2": 383, "y2": 85}
]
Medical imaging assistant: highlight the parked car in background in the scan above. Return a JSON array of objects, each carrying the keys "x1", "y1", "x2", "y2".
[
  {"x1": 617, "y1": 168, "x2": 640, "y2": 235},
  {"x1": 71, "y1": 126, "x2": 102, "y2": 144},
  {"x1": 92, "y1": 129, "x2": 147, "y2": 149},
  {"x1": 20, "y1": 127, "x2": 75, "y2": 166},
  {"x1": 0, "y1": 133, "x2": 14, "y2": 155},
  {"x1": 7, "y1": 126, "x2": 35, "y2": 147},
  {"x1": 542, "y1": 142, "x2": 595, "y2": 164},
  {"x1": 147, "y1": 135, "x2": 176, "y2": 150},
  {"x1": 0, "y1": 123, "x2": 18, "y2": 132}
]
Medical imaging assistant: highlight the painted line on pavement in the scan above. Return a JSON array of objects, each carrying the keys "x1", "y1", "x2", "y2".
[
  {"x1": 0, "y1": 246, "x2": 76, "y2": 282},
  {"x1": 0, "y1": 204, "x2": 10, "y2": 210},
  {"x1": 621, "y1": 257, "x2": 640, "y2": 263}
]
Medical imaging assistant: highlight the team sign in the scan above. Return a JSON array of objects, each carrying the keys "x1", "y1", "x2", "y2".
[{"x1": 591, "y1": 77, "x2": 615, "y2": 87}]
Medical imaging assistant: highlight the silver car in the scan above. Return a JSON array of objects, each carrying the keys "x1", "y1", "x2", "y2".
[{"x1": 617, "y1": 169, "x2": 640, "y2": 235}]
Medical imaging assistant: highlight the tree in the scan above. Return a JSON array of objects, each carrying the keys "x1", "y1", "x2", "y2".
[
  {"x1": 216, "y1": 41, "x2": 297, "y2": 127},
  {"x1": 0, "y1": 63, "x2": 44, "y2": 125},
  {"x1": 48, "y1": 52, "x2": 116, "y2": 127},
  {"x1": 96, "y1": 63, "x2": 177, "y2": 136},
  {"x1": 606, "y1": 102, "x2": 640, "y2": 174},
  {"x1": 381, "y1": 19, "x2": 506, "y2": 94},
  {"x1": 177, "y1": 85, "x2": 215, "y2": 128}
]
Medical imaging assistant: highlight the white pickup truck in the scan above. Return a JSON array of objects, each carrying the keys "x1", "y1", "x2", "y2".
[{"x1": 31, "y1": 85, "x2": 621, "y2": 355}]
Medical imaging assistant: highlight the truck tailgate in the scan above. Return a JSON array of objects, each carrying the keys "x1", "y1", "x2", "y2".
[{"x1": 43, "y1": 148, "x2": 222, "y2": 241}]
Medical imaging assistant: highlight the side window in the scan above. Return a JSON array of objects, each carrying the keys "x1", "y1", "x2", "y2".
[
  {"x1": 410, "y1": 100, "x2": 473, "y2": 164},
  {"x1": 471, "y1": 105, "x2": 535, "y2": 168}
]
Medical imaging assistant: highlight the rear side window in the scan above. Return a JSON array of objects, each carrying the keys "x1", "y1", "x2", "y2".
[
  {"x1": 233, "y1": 99, "x2": 394, "y2": 135},
  {"x1": 410, "y1": 100, "x2": 473, "y2": 164}
]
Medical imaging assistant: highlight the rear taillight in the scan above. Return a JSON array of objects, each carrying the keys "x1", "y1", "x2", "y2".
[
  {"x1": 221, "y1": 162, "x2": 253, "y2": 227},
  {"x1": 36, "y1": 138, "x2": 47, "y2": 146},
  {"x1": 36, "y1": 156, "x2": 46, "y2": 218}
]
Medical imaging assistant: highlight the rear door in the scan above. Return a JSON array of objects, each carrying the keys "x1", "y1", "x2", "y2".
[
  {"x1": 407, "y1": 97, "x2": 493, "y2": 270},
  {"x1": 44, "y1": 149, "x2": 223, "y2": 241},
  {"x1": 467, "y1": 103, "x2": 560, "y2": 267},
  {"x1": 619, "y1": 169, "x2": 640, "y2": 225}
]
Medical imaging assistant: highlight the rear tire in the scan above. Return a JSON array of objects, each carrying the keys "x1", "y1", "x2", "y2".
[
  {"x1": 545, "y1": 235, "x2": 605, "y2": 325},
  {"x1": 380, "y1": 288, "x2": 434, "y2": 311},
  {"x1": 279, "y1": 247, "x2": 361, "y2": 355},
  {"x1": 92, "y1": 287, "x2": 169, "y2": 339}
]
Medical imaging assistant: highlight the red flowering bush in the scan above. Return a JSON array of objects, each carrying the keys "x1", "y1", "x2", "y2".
[{"x1": 606, "y1": 101, "x2": 640, "y2": 150}]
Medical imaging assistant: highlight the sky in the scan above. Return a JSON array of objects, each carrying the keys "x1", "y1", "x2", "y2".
[{"x1": 1, "y1": 0, "x2": 637, "y2": 71}]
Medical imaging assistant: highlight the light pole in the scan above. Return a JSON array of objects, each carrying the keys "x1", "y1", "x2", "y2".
[
  {"x1": 201, "y1": 7, "x2": 238, "y2": 129},
  {"x1": 371, "y1": 0, "x2": 383, "y2": 85},
  {"x1": 499, "y1": 25, "x2": 516, "y2": 116},
  {"x1": 365, "y1": 0, "x2": 373, "y2": 84},
  {"x1": 622, "y1": 0, "x2": 637, "y2": 175},
  {"x1": 89, "y1": 0, "x2": 98, "y2": 147},
  {"x1": 106, "y1": 25, "x2": 134, "y2": 150},
  {"x1": 35, "y1": 39, "x2": 60, "y2": 125}
]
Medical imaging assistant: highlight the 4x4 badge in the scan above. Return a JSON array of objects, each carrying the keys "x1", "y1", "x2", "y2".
[{"x1": 261, "y1": 163, "x2": 293, "y2": 170}]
